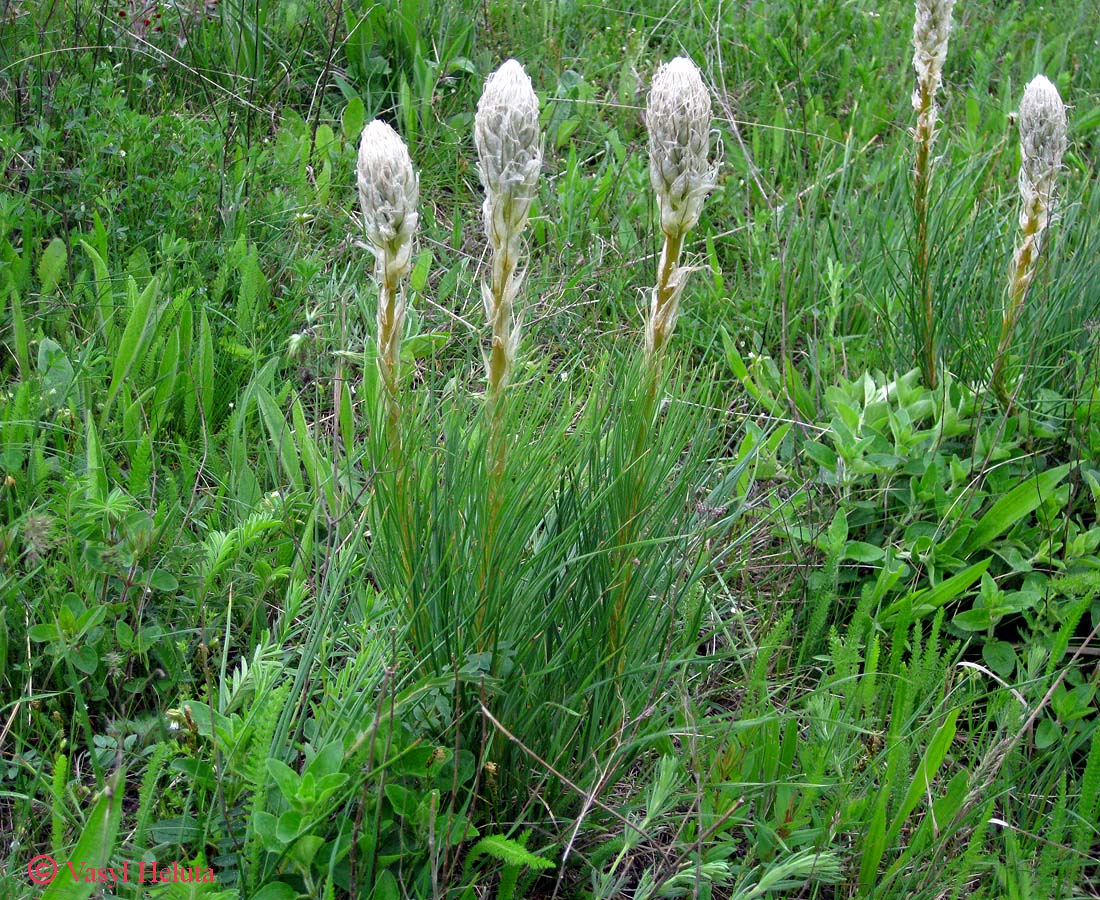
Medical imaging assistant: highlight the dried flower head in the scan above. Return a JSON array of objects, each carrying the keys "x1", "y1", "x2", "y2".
[
  {"x1": 646, "y1": 57, "x2": 715, "y2": 237},
  {"x1": 356, "y1": 120, "x2": 419, "y2": 282},
  {"x1": 1018, "y1": 75, "x2": 1067, "y2": 229},
  {"x1": 475, "y1": 59, "x2": 542, "y2": 244},
  {"x1": 912, "y1": 0, "x2": 956, "y2": 106},
  {"x1": 21, "y1": 512, "x2": 55, "y2": 564}
]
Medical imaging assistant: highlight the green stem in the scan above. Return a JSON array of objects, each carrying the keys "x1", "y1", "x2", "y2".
[
  {"x1": 990, "y1": 212, "x2": 1042, "y2": 410},
  {"x1": 913, "y1": 79, "x2": 937, "y2": 390},
  {"x1": 609, "y1": 228, "x2": 685, "y2": 670},
  {"x1": 478, "y1": 240, "x2": 518, "y2": 655}
]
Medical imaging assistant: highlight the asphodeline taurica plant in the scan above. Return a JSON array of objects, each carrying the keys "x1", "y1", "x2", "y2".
[
  {"x1": 991, "y1": 74, "x2": 1068, "y2": 406},
  {"x1": 474, "y1": 58, "x2": 542, "y2": 402},
  {"x1": 645, "y1": 56, "x2": 716, "y2": 360},
  {"x1": 356, "y1": 119, "x2": 419, "y2": 421},
  {"x1": 910, "y1": 0, "x2": 956, "y2": 389}
]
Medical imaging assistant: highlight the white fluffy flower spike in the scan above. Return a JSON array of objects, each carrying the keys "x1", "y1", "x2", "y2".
[
  {"x1": 912, "y1": 0, "x2": 956, "y2": 120},
  {"x1": 646, "y1": 56, "x2": 716, "y2": 239},
  {"x1": 991, "y1": 75, "x2": 1069, "y2": 406},
  {"x1": 356, "y1": 120, "x2": 419, "y2": 419},
  {"x1": 357, "y1": 120, "x2": 418, "y2": 284},
  {"x1": 474, "y1": 59, "x2": 543, "y2": 400},
  {"x1": 644, "y1": 57, "x2": 715, "y2": 359},
  {"x1": 1017, "y1": 75, "x2": 1067, "y2": 234}
]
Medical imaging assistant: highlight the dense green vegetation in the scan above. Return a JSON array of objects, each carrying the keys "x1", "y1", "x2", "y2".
[{"x1": 2, "y1": 0, "x2": 1098, "y2": 897}]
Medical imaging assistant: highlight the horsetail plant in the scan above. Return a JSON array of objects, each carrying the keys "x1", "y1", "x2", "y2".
[
  {"x1": 910, "y1": 0, "x2": 956, "y2": 389},
  {"x1": 644, "y1": 56, "x2": 716, "y2": 364},
  {"x1": 990, "y1": 75, "x2": 1067, "y2": 407},
  {"x1": 356, "y1": 119, "x2": 419, "y2": 447},
  {"x1": 474, "y1": 58, "x2": 542, "y2": 406}
]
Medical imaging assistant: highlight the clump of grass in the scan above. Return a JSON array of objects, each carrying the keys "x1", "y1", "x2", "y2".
[
  {"x1": 990, "y1": 75, "x2": 1068, "y2": 407},
  {"x1": 910, "y1": 0, "x2": 956, "y2": 388}
]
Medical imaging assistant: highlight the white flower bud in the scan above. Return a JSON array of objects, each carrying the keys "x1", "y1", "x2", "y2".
[
  {"x1": 475, "y1": 59, "x2": 542, "y2": 247},
  {"x1": 356, "y1": 120, "x2": 419, "y2": 282},
  {"x1": 1018, "y1": 75, "x2": 1067, "y2": 231},
  {"x1": 646, "y1": 57, "x2": 715, "y2": 237}
]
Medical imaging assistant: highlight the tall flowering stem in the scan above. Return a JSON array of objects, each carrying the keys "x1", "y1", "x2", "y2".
[
  {"x1": 645, "y1": 57, "x2": 716, "y2": 367},
  {"x1": 990, "y1": 75, "x2": 1067, "y2": 408},
  {"x1": 475, "y1": 58, "x2": 542, "y2": 411},
  {"x1": 357, "y1": 121, "x2": 421, "y2": 645},
  {"x1": 606, "y1": 57, "x2": 715, "y2": 671},
  {"x1": 473, "y1": 59, "x2": 542, "y2": 652},
  {"x1": 356, "y1": 120, "x2": 419, "y2": 449},
  {"x1": 911, "y1": 0, "x2": 956, "y2": 389}
]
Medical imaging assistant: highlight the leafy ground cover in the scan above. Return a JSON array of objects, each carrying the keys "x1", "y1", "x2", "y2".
[{"x1": 1, "y1": 0, "x2": 1099, "y2": 897}]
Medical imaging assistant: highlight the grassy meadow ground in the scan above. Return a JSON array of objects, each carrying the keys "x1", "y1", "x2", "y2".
[{"x1": 2, "y1": 0, "x2": 1100, "y2": 897}]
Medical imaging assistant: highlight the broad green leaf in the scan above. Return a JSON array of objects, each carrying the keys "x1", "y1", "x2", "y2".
[
  {"x1": 844, "y1": 541, "x2": 885, "y2": 563},
  {"x1": 42, "y1": 768, "x2": 125, "y2": 900},
  {"x1": 276, "y1": 810, "x2": 305, "y2": 843},
  {"x1": 266, "y1": 756, "x2": 301, "y2": 800},
  {"x1": 342, "y1": 96, "x2": 366, "y2": 143},
  {"x1": 371, "y1": 871, "x2": 399, "y2": 900},
  {"x1": 38, "y1": 237, "x2": 67, "y2": 293},
  {"x1": 401, "y1": 332, "x2": 450, "y2": 362},
  {"x1": 304, "y1": 740, "x2": 344, "y2": 780},
  {"x1": 107, "y1": 275, "x2": 159, "y2": 409},
  {"x1": 79, "y1": 240, "x2": 114, "y2": 338},
  {"x1": 152, "y1": 328, "x2": 181, "y2": 424},
  {"x1": 879, "y1": 558, "x2": 990, "y2": 625},
  {"x1": 827, "y1": 508, "x2": 848, "y2": 552},
  {"x1": 84, "y1": 412, "x2": 107, "y2": 502},
  {"x1": 250, "y1": 883, "x2": 298, "y2": 900},
  {"x1": 885, "y1": 708, "x2": 958, "y2": 849},
  {"x1": 409, "y1": 248, "x2": 433, "y2": 292},
  {"x1": 1034, "y1": 717, "x2": 1060, "y2": 749},
  {"x1": 256, "y1": 386, "x2": 303, "y2": 492},
  {"x1": 384, "y1": 783, "x2": 418, "y2": 819},
  {"x1": 197, "y1": 309, "x2": 214, "y2": 421},
  {"x1": 857, "y1": 791, "x2": 888, "y2": 894},
  {"x1": 962, "y1": 464, "x2": 1070, "y2": 553},
  {"x1": 952, "y1": 607, "x2": 996, "y2": 631},
  {"x1": 982, "y1": 640, "x2": 1017, "y2": 678}
]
